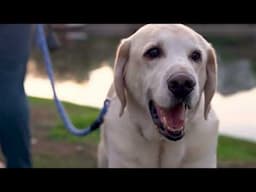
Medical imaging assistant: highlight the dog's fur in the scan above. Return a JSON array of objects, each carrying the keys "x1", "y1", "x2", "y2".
[{"x1": 98, "y1": 24, "x2": 219, "y2": 168}]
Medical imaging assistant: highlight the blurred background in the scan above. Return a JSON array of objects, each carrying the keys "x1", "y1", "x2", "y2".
[{"x1": 2, "y1": 24, "x2": 256, "y2": 168}]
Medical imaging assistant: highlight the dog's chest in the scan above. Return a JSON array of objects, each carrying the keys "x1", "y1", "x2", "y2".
[
  {"x1": 111, "y1": 133, "x2": 187, "y2": 168},
  {"x1": 158, "y1": 138, "x2": 186, "y2": 168}
]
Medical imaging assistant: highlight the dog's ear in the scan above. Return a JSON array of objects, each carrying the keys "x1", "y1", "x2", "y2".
[
  {"x1": 114, "y1": 39, "x2": 130, "y2": 117},
  {"x1": 204, "y1": 45, "x2": 217, "y2": 120}
]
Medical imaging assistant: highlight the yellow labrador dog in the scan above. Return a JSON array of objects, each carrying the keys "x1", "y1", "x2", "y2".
[{"x1": 98, "y1": 24, "x2": 219, "y2": 168}]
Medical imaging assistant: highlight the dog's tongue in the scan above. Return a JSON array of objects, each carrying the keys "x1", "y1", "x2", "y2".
[{"x1": 157, "y1": 104, "x2": 185, "y2": 129}]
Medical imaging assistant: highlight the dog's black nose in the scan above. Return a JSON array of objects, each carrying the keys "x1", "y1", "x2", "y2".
[{"x1": 167, "y1": 74, "x2": 195, "y2": 99}]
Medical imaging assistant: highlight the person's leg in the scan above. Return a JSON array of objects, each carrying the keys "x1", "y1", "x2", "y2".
[{"x1": 0, "y1": 24, "x2": 32, "y2": 168}]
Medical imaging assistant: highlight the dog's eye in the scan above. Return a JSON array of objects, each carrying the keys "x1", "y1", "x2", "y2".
[
  {"x1": 190, "y1": 50, "x2": 202, "y2": 62},
  {"x1": 144, "y1": 47, "x2": 162, "y2": 59}
]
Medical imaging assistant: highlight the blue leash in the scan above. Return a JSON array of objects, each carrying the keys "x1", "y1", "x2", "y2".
[{"x1": 35, "y1": 24, "x2": 111, "y2": 136}]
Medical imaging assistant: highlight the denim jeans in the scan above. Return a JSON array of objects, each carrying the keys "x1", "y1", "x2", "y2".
[{"x1": 0, "y1": 24, "x2": 32, "y2": 168}]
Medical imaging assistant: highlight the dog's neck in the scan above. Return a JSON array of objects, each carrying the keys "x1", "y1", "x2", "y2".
[{"x1": 125, "y1": 94, "x2": 162, "y2": 141}]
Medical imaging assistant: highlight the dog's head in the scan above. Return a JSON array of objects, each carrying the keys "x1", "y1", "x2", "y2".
[{"x1": 114, "y1": 24, "x2": 217, "y2": 141}]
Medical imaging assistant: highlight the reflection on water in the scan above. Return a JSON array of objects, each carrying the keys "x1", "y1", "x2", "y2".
[
  {"x1": 25, "y1": 62, "x2": 113, "y2": 108},
  {"x1": 25, "y1": 61, "x2": 256, "y2": 142},
  {"x1": 213, "y1": 89, "x2": 256, "y2": 142}
]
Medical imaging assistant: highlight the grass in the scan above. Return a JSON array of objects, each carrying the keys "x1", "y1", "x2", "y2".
[
  {"x1": 1, "y1": 96, "x2": 255, "y2": 167},
  {"x1": 29, "y1": 96, "x2": 101, "y2": 144},
  {"x1": 218, "y1": 136, "x2": 256, "y2": 166},
  {"x1": 26, "y1": 96, "x2": 256, "y2": 168}
]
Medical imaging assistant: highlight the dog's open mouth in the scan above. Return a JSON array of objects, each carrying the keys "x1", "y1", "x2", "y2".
[{"x1": 149, "y1": 100, "x2": 189, "y2": 141}]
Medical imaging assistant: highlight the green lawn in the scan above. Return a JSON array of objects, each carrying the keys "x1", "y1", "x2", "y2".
[
  {"x1": 24, "y1": 97, "x2": 256, "y2": 167},
  {"x1": 218, "y1": 136, "x2": 256, "y2": 167}
]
